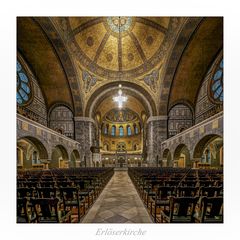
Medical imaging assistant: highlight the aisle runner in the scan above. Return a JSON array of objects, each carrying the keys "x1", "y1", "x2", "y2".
[{"x1": 82, "y1": 171, "x2": 152, "y2": 223}]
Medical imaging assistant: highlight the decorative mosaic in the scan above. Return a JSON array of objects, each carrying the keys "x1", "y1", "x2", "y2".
[
  {"x1": 104, "y1": 108, "x2": 138, "y2": 123},
  {"x1": 82, "y1": 71, "x2": 97, "y2": 93},
  {"x1": 107, "y1": 17, "x2": 132, "y2": 33},
  {"x1": 66, "y1": 17, "x2": 182, "y2": 80},
  {"x1": 143, "y1": 69, "x2": 159, "y2": 92}
]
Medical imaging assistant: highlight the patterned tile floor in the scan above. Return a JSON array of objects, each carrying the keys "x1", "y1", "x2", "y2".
[{"x1": 82, "y1": 170, "x2": 152, "y2": 223}]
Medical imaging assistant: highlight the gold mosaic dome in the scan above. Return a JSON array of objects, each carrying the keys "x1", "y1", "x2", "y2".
[{"x1": 65, "y1": 17, "x2": 176, "y2": 79}]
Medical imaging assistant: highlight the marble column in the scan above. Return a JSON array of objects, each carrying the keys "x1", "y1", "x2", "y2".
[
  {"x1": 146, "y1": 116, "x2": 168, "y2": 166},
  {"x1": 74, "y1": 117, "x2": 97, "y2": 167}
]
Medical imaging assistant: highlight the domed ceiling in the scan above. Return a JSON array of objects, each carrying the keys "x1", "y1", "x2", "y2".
[
  {"x1": 53, "y1": 17, "x2": 184, "y2": 96},
  {"x1": 66, "y1": 17, "x2": 173, "y2": 77}
]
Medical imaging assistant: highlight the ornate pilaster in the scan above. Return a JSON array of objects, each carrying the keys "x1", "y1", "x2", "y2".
[
  {"x1": 146, "y1": 116, "x2": 168, "y2": 166},
  {"x1": 74, "y1": 117, "x2": 97, "y2": 167}
]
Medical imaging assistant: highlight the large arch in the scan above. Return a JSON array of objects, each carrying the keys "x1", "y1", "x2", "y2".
[
  {"x1": 17, "y1": 136, "x2": 48, "y2": 160},
  {"x1": 193, "y1": 134, "x2": 222, "y2": 159},
  {"x1": 173, "y1": 144, "x2": 191, "y2": 168},
  {"x1": 85, "y1": 81, "x2": 157, "y2": 118},
  {"x1": 159, "y1": 17, "x2": 223, "y2": 115},
  {"x1": 17, "y1": 17, "x2": 83, "y2": 116},
  {"x1": 17, "y1": 136, "x2": 49, "y2": 169},
  {"x1": 193, "y1": 134, "x2": 223, "y2": 168}
]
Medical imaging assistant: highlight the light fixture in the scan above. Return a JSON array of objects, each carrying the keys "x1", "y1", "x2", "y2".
[
  {"x1": 112, "y1": 17, "x2": 128, "y2": 109},
  {"x1": 113, "y1": 84, "x2": 127, "y2": 108}
]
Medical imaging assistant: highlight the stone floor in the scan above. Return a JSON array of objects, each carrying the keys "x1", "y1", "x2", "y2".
[{"x1": 82, "y1": 170, "x2": 153, "y2": 223}]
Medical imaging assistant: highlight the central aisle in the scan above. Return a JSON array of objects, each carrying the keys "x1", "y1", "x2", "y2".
[{"x1": 82, "y1": 170, "x2": 153, "y2": 223}]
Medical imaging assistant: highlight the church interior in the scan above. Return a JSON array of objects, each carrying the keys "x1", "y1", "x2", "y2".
[{"x1": 17, "y1": 17, "x2": 223, "y2": 223}]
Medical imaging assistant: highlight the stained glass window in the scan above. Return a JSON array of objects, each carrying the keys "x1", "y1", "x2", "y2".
[
  {"x1": 104, "y1": 124, "x2": 109, "y2": 135},
  {"x1": 111, "y1": 125, "x2": 116, "y2": 136},
  {"x1": 134, "y1": 124, "x2": 138, "y2": 134},
  {"x1": 119, "y1": 126, "x2": 124, "y2": 137},
  {"x1": 17, "y1": 60, "x2": 32, "y2": 105},
  {"x1": 127, "y1": 125, "x2": 131, "y2": 136},
  {"x1": 210, "y1": 59, "x2": 223, "y2": 102}
]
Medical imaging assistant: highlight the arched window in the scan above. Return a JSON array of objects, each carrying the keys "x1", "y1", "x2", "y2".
[
  {"x1": 134, "y1": 124, "x2": 138, "y2": 135},
  {"x1": 111, "y1": 125, "x2": 116, "y2": 136},
  {"x1": 210, "y1": 58, "x2": 223, "y2": 102},
  {"x1": 17, "y1": 60, "x2": 32, "y2": 105},
  {"x1": 104, "y1": 124, "x2": 109, "y2": 135},
  {"x1": 127, "y1": 125, "x2": 131, "y2": 136},
  {"x1": 119, "y1": 126, "x2": 124, "y2": 137}
]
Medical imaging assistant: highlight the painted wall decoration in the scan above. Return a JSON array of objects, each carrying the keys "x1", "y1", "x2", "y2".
[
  {"x1": 49, "y1": 105, "x2": 74, "y2": 139},
  {"x1": 168, "y1": 104, "x2": 193, "y2": 138},
  {"x1": 82, "y1": 71, "x2": 97, "y2": 93},
  {"x1": 143, "y1": 69, "x2": 159, "y2": 92}
]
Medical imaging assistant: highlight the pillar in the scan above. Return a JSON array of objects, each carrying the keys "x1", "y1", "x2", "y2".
[
  {"x1": 146, "y1": 116, "x2": 168, "y2": 166},
  {"x1": 74, "y1": 117, "x2": 97, "y2": 167},
  {"x1": 192, "y1": 158, "x2": 201, "y2": 169},
  {"x1": 162, "y1": 159, "x2": 167, "y2": 167}
]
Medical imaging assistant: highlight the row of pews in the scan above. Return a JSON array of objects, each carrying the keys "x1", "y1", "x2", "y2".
[
  {"x1": 17, "y1": 167, "x2": 114, "y2": 223},
  {"x1": 128, "y1": 167, "x2": 223, "y2": 223}
]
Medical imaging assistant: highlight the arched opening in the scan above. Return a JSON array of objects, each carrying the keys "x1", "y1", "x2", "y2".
[
  {"x1": 17, "y1": 136, "x2": 48, "y2": 169},
  {"x1": 50, "y1": 145, "x2": 69, "y2": 169},
  {"x1": 173, "y1": 144, "x2": 191, "y2": 168},
  {"x1": 111, "y1": 125, "x2": 116, "y2": 136},
  {"x1": 70, "y1": 150, "x2": 80, "y2": 168},
  {"x1": 119, "y1": 126, "x2": 124, "y2": 137},
  {"x1": 162, "y1": 149, "x2": 172, "y2": 167},
  {"x1": 193, "y1": 134, "x2": 223, "y2": 168}
]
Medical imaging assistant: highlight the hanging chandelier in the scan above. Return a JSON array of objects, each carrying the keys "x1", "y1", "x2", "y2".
[{"x1": 113, "y1": 84, "x2": 127, "y2": 109}]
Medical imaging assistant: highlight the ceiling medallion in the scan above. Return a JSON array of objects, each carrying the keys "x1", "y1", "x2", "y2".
[{"x1": 107, "y1": 17, "x2": 132, "y2": 33}]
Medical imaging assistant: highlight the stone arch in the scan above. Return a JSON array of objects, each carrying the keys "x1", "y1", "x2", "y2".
[
  {"x1": 193, "y1": 134, "x2": 222, "y2": 159},
  {"x1": 159, "y1": 17, "x2": 203, "y2": 115},
  {"x1": 85, "y1": 81, "x2": 157, "y2": 117},
  {"x1": 70, "y1": 149, "x2": 80, "y2": 168},
  {"x1": 17, "y1": 136, "x2": 48, "y2": 160},
  {"x1": 173, "y1": 144, "x2": 191, "y2": 168},
  {"x1": 50, "y1": 144, "x2": 69, "y2": 168},
  {"x1": 17, "y1": 136, "x2": 49, "y2": 169},
  {"x1": 193, "y1": 134, "x2": 223, "y2": 167},
  {"x1": 162, "y1": 148, "x2": 172, "y2": 167}
]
